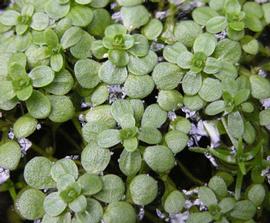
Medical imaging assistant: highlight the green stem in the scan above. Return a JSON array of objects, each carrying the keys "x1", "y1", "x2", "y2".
[
  {"x1": 235, "y1": 170, "x2": 243, "y2": 200},
  {"x1": 31, "y1": 143, "x2": 55, "y2": 161},
  {"x1": 176, "y1": 160, "x2": 204, "y2": 185},
  {"x1": 221, "y1": 117, "x2": 238, "y2": 148},
  {"x1": 72, "y1": 117, "x2": 82, "y2": 136},
  {"x1": 144, "y1": 210, "x2": 164, "y2": 223},
  {"x1": 9, "y1": 187, "x2": 17, "y2": 202}
]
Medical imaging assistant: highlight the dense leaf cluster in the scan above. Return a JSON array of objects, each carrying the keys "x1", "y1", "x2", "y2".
[{"x1": 1, "y1": 0, "x2": 270, "y2": 222}]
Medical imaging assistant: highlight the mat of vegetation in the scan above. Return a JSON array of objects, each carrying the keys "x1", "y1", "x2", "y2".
[{"x1": 1, "y1": 0, "x2": 270, "y2": 222}]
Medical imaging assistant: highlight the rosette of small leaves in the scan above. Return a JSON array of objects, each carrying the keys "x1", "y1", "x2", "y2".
[
  {"x1": 187, "y1": 175, "x2": 261, "y2": 223},
  {"x1": 0, "y1": 4, "x2": 49, "y2": 35},
  {"x1": 88, "y1": 99, "x2": 166, "y2": 153},
  {"x1": 192, "y1": 0, "x2": 265, "y2": 41},
  {"x1": 16, "y1": 156, "x2": 133, "y2": 222},
  {"x1": 96, "y1": 24, "x2": 150, "y2": 68}
]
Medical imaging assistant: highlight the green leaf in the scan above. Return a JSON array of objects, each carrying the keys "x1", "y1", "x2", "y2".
[
  {"x1": 193, "y1": 33, "x2": 217, "y2": 56},
  {"x1": 208, "y1": 176, "x2": 228, "y2": 198},
  {"x1": 0, "y1": 81, "x2": 16, "y2": 103},
  {"x1": 128, "y1": 34, "x2": 149, "y2": 57},
  {"x1": 90, "y1": 84, "x2": 109, "y2": 106},
  {"x1": 152, "y1": 62, "x2": 183, "y2": 90},
  {"x1": 94, "y1": 174, "x2": 125, "y2": 203},
  {"x1": 219, "y1": 197, "x2": 236, "y2": 214},
  {"x1": 128, "y1": 50, "x2": 157, "y2": 75},
  {"x1": 48, "y1": 95, "x2": 74, "y2": 123},
  {"x1": 31, "y1": 12, "x2": 49, "y2": 31},
  {"x1": 164, "y1": 190, "x2": 185, "y2": 214},
  {"x1": 187, "y1": 212, "x2": 213, "y2": 223},
  {"x1": 123, "y1": 74, "x2": 155, "y2": 99},
  {"x1": 163, "y1": 42, "x2": 187, "y2": 64},
  {"x1": 51, "y1": 158, "x2": 78, "y2": 182},
  {"x1": 69, "y1": 195, "x2": 87, "y2": 213},
  {"x1": 227, "y1": 111, "x2": 244, "y2": 139},
  {"x1": 241, "y1": 36, "x2": 259, "y2": 55},
  {"x1": 130, "y1": 99, "x2": 144, "y2": 122},
  {"x1": 111, "y1": 99, "x2": 133, "y2": 123},
  {"x1": 192, "y1": 7, "x2": 218, "y2": 26},
  {"x1": 247, "y1": 184, "x2": 265, "y2": 206},
  {"x1": 198, "y1": 186, "x2": 218, "y2": 207},
  {"x1": 13, "y1": 114, "x2": 37, "y2": 139},
  {"x1": 77, "y1": 173, "x2": 103, "y2": 195},
  {"x1": 244, "y1": 15, "x2": 263, "y2": 33},
  {"x1": 165, "y1": 130, "x2": 188, "y2": 154},
  {"x1": 205, "y1": 100, "x2": 225, "y2": 116},
  {"x1": 85, "y1": 105, "x2": 116, "y2": 128},
  {"x1": 123, "y1": 137, "x2": 138, "y2": 152},
  {"x1": 204, "y1": 57, "x2": 221, "y2": 74},
  {"x1": 141, "y1": 104, "x2": 167, "y2": 128},
  {"x1": 45, "y1": 69, "x2": 74, "y2": 96},
  {"x1": 74, "y1": 59, "x2": 100, "y2": 89},
  {"x1": 142, "y1": 18, "x2": 163, "y2": 40},
  {"x1": 70, "y1": 32, "x2": 94, "y2": 59},
  {"x1": 44, "y1": 192, "x2": 67, "y2": 217},
  {"x1": 183, "y1": 95, "x2": 205, "y2": 111},
  {"x1": 174, "y1": 20, "x2": 202, "y2": 47},
  {"x1": 74, "y1": 198, "x2": 103, "y2": 223},
  {"x1": 182, "y1": 72, "x2": 202, "y2": 96},
  {"x1": 103, "y1": 201, "x2": 136, "y2": 223},
  {"x1": 118, "y1": 150, "x2": 141, "y2": 176},
  {"x1": 81, "y1": 144, "x2": 111, "y2": 174},
  {"x1": 50, "y1": 54, "x2": 64, "y2": 72},
  {"x1": 243, "y1": 2, "x2": 263, "y2": 19},
  {"x1": 98, "y1": 61, "x2": 128, "y2": 84},
  {"x1": 170, "y1": 117, "x2": 192, "y2": 134},
  {"x1": 230, "y1": 200, "x2": 256, "y2": 220},
  {"x1": 45, "y1": 0, "x2": 70, "y2": 19},
  {"x1": 67, "y1": 6, "x2": 93, "y2": 27},
  {"x1": 263, "y1": 3, "x2": 270, "y2": 24},
  {"x1": 87, "y1": 9, "x2": 111, "y2": 37},
  {"x1": 120, "y1": 5, "x2": 150, "y2": 31},
  {"x1": 90, "y1": 0, "x2": 110, "y2": 8},
  {"x1": 143, "y1": 145, "x2": 175, "y2": 173},
  {"x1": 108, "y1": 49, "x2": 129, "y2": 67},
  {"x1": 177, "y1": 51, "x2": 193, "y2": 69},
  {"x1": 16, "y1": 189, "x2": 45, "y2": 220},
  {"x1": 61, "y1": 27, "x2": 84, "y2": 49},
  {"x1": 259, "y1": 109, "x2": 270, "y2": 126},
  {"x1": 0, "y1": 10, "x2": 19, "y2": 26},
  {"x1": 206, "y1": 16, "x2": 227, "y2": 33},
  {"x1": 138, "y1": 127, "x2": 162, "y2": 144},
  {"x1": 224, "y1": 0, "x2": 241, "y2": 14},
  {"x1": 157, "y1": 90, "x2": 183, "y2": 111},
  {"x1": 24, "y1": 156, "x2": 55, "y2": 189},
  {"x1": 249, "y1": 75, "x2": 270, "y2": 99},
  {"x1": 129, "y1": 174, "x2": 158, "y2": 205},
  {"x1": 213, "y1": 39, "x2": 241, "y2": 64},
  {"x1": 97, "y1": 129, "x2": 121, "y2": 148},
  {"x1": 26, "y1": 90, "x2": 51, "y2": 119},
  {"x1": 29, "y1": 65, "x2": 55, "y2": 88},
  {"x1": 199, "y1": 78, "x2": 222, "y2": 102},
  {"x1": 0, "y1": 141, "x2": 21, "y2": 170},
  {"x1": 105, "y1": 24, "x2": 127, "y2": 37},
  {"x1": 243, "y1": 121, "x2": 255, "y2": 144},
  {"x1": 117, "y1": 0, "x2": 144, "y2": 6}
]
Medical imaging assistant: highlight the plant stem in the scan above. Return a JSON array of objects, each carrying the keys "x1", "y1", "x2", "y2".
[
  {"x1": 176, "y1": 160, "x2": 204, "y2": 185},
  {"x1": 72, "y1": 117, "x2": 82, "y2": 136},
  {"x1": 31, "y1": 143, "x2": 55, "y2": 161},
  {"x1": 235, "y1": 170, "x2": 243, "y2": 200},
  {"x1": 144, "y1": 210, "x2": 164, "y2": 223}
]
